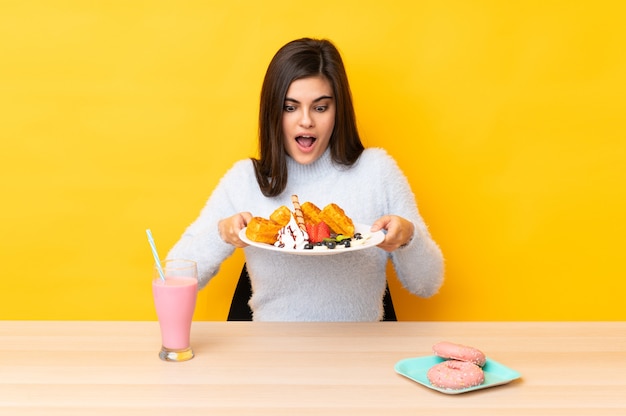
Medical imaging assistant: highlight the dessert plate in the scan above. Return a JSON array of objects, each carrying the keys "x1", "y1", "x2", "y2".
[
  {"x1": 239, "y1": 223, "x2": 384, "y2": 256},
  {"x1": 395, "y1": 355, "x2": 521, "y2": 395}
]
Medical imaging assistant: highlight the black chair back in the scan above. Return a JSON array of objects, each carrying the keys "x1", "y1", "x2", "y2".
[{"x1": 227, "y1": 264, "x2": 397, "y2": 321}]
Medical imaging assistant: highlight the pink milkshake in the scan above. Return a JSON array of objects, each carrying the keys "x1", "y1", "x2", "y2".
[{"x1": 152, "y1": 259, "x2": 198, "y2": 362}]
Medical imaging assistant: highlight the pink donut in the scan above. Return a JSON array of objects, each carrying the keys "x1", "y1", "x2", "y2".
[
  {"x1": 427, "y1": 360, "x2": 485, "y2": 390},
  {"x1": 432, "y1": 341, "x2": 486, "y2": 367}
]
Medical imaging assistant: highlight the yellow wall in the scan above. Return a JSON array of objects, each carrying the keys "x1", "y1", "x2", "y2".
[{"x1": 1, "y1": 1, "x2": 625, "y2": 321}]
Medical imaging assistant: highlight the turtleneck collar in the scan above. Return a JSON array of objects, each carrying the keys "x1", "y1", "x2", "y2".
[{"x1": 285, "y1": 147, "x2": 337, "y2": 182}]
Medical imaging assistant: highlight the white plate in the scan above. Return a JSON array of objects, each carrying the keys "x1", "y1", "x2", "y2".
[
  {"x1": 395, "y1": 355, "x2": 521, "y2": 395},
  {"x1": 239, "y1": 223, "x2": 384, "y2": 256}
]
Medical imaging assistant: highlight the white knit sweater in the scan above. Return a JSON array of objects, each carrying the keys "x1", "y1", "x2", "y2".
[{"x1": 167, "y1": 147, "x2": 444, "y2": 321}]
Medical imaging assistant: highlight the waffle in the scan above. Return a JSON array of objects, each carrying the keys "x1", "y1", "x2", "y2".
[
  {"x1": 245, "y1": 217, "x2": 282, "y2": 245},
  {"x1": 319, "y1": 203, "x2": 355, "y2": 236},
  {"x1": 301, "y1": 201, "x2": 322, "y2": 226},
  {"x1": 269, "y1": 205, "x2": 292, "y2": 227}
]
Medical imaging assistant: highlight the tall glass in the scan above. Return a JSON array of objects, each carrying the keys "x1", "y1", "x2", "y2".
[{"x1": 152, "y1": 259, "x2": 198, "y2": 362}]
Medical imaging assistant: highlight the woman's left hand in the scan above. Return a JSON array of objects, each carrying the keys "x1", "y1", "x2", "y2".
[{"x1": 370, "y1": 215, "x2": 415, "y2": 252}]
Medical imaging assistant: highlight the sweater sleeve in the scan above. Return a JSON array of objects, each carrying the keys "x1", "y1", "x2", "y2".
[
  {"x1": 373, "y1": 149, "x2": 444, "y2": 297},
  {"x1": 166, "y1": 160, "x2": 252, "y2": 289}
]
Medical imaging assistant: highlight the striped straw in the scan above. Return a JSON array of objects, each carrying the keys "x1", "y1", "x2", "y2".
[{"x1": 146, "y1": 229, "x2": 166, "y2": 281}]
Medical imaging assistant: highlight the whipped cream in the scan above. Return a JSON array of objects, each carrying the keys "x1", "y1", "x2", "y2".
[{"x1": 274, "y1": 214, "x2": 309, "y2": 250}]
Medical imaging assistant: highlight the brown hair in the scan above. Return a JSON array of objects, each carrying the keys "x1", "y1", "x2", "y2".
[{"x1": 252, "y1": 38, "x2": 364, "y2": 197}]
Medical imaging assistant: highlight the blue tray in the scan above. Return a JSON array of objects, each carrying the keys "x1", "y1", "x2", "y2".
[{"x1": 395, "y1": 355, "x2": 521, "y2": 394}]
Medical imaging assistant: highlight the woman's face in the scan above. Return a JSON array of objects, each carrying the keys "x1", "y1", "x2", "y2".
[{"x1": 282, "y1": 76, "x2": 336, "y2": 165}]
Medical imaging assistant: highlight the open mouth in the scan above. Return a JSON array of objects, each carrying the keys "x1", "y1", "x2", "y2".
[{"x1": 295, "y1": 135, "x2": 317, "y2": 148}]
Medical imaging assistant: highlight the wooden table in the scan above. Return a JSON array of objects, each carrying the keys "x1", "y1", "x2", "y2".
[{"x1": 1, "y1": 321, "x2": 625, "y2": 415}]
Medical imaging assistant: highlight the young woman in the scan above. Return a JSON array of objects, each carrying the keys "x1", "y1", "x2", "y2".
[{"x1": 167, "y1": 38, "x2": 444, "y2": 321}]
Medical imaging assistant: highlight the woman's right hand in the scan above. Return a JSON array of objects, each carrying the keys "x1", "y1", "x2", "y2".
[{"x1": 218, "y1": 212, "x2": 253, "y2": 247}]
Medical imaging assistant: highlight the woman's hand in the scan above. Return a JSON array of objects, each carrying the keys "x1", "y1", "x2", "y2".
[
  {"x1": 218, "y1": 212, "x2": 253, "y2": 248},
  {"x1": 370, "y1": 215, "x2": 415, "y2": 252}
]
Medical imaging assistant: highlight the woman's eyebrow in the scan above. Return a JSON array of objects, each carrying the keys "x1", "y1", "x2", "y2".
[{"x1": 284, "y1": 95, "x2": 333, "y2": 104}]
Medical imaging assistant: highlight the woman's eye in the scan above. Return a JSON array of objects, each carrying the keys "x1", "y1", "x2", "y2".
[
  {"x1": 283, "y1": 105, "x2": 296, "y2": 112},
  {"x1": 315, "y1": 106, "x2": 327, "y2": 112}
]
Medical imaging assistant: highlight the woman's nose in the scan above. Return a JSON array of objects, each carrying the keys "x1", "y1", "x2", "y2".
[{"x1": 299, "y1": 110, "x2": 313, "y2": 128}]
